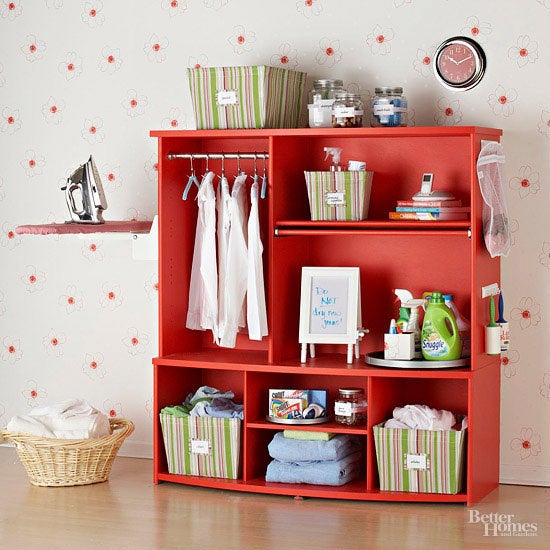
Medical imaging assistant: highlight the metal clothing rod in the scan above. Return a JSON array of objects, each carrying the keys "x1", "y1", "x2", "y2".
[{"x1": 167, "y1": 152, "x2": 269, "y2": 160}]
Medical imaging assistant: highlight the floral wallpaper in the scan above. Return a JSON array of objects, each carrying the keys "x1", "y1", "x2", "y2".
[{"x1": 0, "y1": 0, "x2": 549, "y2": 485}]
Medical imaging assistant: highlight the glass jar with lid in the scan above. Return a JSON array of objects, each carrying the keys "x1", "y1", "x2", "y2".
[
  {"x1": 331, "y1": 93, "x2": 363, "y2": 128},
  {"x1": 334, "y1": 387, "x2": 367, "y2": 426},
  {"x1": 308, "y1": 79, "x2": 346, "y2": 128},
  {"x1": 371, "y1": 87, "x2": 408, "y2": 127}
]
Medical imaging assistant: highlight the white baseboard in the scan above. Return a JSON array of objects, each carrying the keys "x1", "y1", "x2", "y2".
[{"x1": 500, "y1": 464, "x2": 550, "y2": 487}]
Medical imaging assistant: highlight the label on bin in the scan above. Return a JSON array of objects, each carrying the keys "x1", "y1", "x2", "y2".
[
  {"x1": 216, "y1": 90, "x2": 238, "y2": 106},
  {"x1": 325, "y1": 192, "x2": 345, "y2": 206},
  {"x1": 190, "y1": 438, "x2": 211, "y2": 455},
  {"x1": 404, "y1": 453, "x2": 429, "y2": 470}
]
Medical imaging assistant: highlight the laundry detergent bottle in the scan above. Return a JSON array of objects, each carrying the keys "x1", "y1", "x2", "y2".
[{"x1": 421, "y1": 291, "x2": 462, "y2": 361}]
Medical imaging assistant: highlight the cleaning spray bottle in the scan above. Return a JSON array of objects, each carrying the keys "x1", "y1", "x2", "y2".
[
  {"x1": 394, "y1": 289, "x2": 424, "y2": 358},
  {"x1": 324, "y1": 147, "x2": 343, "y2": 171},
  {"x1": 421, "y1": 291, "x2": 462, "y2": 361}
]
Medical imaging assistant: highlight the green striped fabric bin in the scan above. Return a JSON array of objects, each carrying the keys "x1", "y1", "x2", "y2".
[
  {"x1": 373, "y1": 422, "x2": 467, "y2": 494},
  {"x1": 305, "y1": 170, "x2": 374, "y2": 221},
  {"x1": 160, "y1": 414, "x2": 241, "y2": 479},
  {"x1": 187, "y1": 65, "x2": 307, "y2": 129}
]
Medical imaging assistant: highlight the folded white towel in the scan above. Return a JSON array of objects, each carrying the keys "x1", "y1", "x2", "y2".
[{"x1": 6, "y1": 399, "x2": 111, "y2": 439}]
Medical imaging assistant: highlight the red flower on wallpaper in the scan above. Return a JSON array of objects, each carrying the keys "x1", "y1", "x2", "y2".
[
  {"x1": 270, "y1": 43, "x2": 299, "y2": 69},
  {"x1": 366, "y1": 25, "x2": 394, "y2": 55},
  {"x1": 228, "y1": 25, "x2": 256, "y2": 54},
  {"x1": 58, "y1": 52, "x2": 83, "y2": 80},
  {"x1": 59, "y1": 284, "x2": 84, "y2": 314},
  {"x1": 510, "y1": 297, "x2": 542, "y2": 329},
  {"x1": 82, "y1": 240, "x2": 105, "y2": 262},
  {"x1": 508, "y1": 35, "x2": 539, "y2": 67},
  {"x1": 81, "y1": 117, "x2": 105, "y2": 144},
  {"x1": 21, "y1": 265, "x2": 46, "y2": 293},
  {"x1": 20, "y1": 34, "x2": 46, "y2": 62},
  {"x1": 1, "y1": 222, "x2": 21, "y2": 250},
  {"x1": 42, "y1": 97, "x2": 65, "y2": 125},
  {"x1": 488, "y1": 85, "x2": 518, "y2": 117},
  {"x1": 501, "y1": 349, "x2": 519, "y2": 379},
  {"x1": 315, "y1": 38, "x2": 342, "y2": 67},
  {"x1": 509, "y1": 165, "x2": 541, "y2": 199},
  {"x1": 99, "y1": 46, "x2": 122, "y2": 74},
  {"x1": 188, "y1": 54, "x2": 208, "y2": 68},
  {"x1": 1, "y1": 106, "x2": 21, "y2": 134},
  {"x1": 510, "y1": 427, "x2": 542, "y2": 460},
  {"x1": 20, "y1": 149, "x2": 46, "y2": 178},
  {"x1": 82, "y1": 352, "x2": 107, "y2": 380},
  {"x1": 122, "y1": 89, "x2": 148, "y2": 117},
  {"x1": 1, "y1": 337, "x2": 22, "y2": 364},
  {"x1": 122, "y1": 327, "x2": 150, "y2": 356},
  {"x1": 461, "y1": 15, "x2": 492, "y2": 42},
  {"x1": 102, "y1": 163, "x2": 123, "y2": 191},
  {"x1": 435, "y1": 98, "x2": 462, "y2": 126},
  {"x1": 296, "y1": 0, "x2": 323, "y2": 18},
  {"x1": 0, "y1": 0, "x2": 22, "y2": 20},
  {"x1": 162, "y1": 107, "x2": 187, "y2": 130},
  {"x1": 21, "y1": 380, "x2": 47, "y2": 407},
  {"x1": 42, "y1": 329, "x2": 66, "y2": 357},
  {"x1": 144, "y1": 34, "x2": 169, "y2": 63},
  {"x1": 103, "y1": 399, "x2": 122, "y2": 418},
  {"x1": 145, "y1": 274, "x2": 159, "y2": 301},
  {"x1": 100, "y1": 282, "x2": 124, "y2": 310},
  {"x1": 82, "y1": 1, "x2": 105, "y2": 28},
  {"x1": 161, "y1": 0, "x2": 188, "y2": 17},
  {"x1": 145, "y1": 153, "x2": 159, "y2": 182},
  {"x1": 413, "y1": 48, "x2": 433, "y2": 77}
]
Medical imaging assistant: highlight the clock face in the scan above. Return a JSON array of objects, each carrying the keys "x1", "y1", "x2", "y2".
[{"x1": 434, "y1": 37, "x2": 486, "y2": 91}]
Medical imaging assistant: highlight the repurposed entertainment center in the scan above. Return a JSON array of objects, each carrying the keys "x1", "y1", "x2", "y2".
[{"x1": 151, "y1": 126, "x2": 502, "y2": 505}]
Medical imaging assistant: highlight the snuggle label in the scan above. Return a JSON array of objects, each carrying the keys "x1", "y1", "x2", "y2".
[
  {"x1": 190, "y1": 439, "x2": 210, "y2": 455},
  {"x1": 216, "y1": 90, "x2": 238, "y2": 106},
  {"x1": 421, "y1": 323, "x2": 450, "y2": 358}
]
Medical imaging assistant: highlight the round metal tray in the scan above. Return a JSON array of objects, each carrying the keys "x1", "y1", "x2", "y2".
[
  {"x1": 365, "y1": 350, "x2": 469, "y2": 369},
  {"x1": 265, "y1": 415, "x2": 330, "y2": 425}
]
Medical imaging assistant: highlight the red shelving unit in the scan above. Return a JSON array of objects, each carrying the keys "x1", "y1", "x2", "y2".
[{"x1": 151, "y1": 126, "x2": 502, "y2": 505}]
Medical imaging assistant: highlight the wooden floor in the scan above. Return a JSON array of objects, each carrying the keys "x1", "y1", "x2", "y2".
[{"x1": 0, "y1": 447, "x2": 547, "y2": 549}]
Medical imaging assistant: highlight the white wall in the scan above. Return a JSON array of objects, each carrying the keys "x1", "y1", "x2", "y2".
[{"x1": 0, "y1": 0, "x2": 548, "y2": 485}]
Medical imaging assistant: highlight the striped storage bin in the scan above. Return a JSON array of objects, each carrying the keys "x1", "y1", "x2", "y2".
[
  {"x1": 373, "y1": 423, "x2": 467, "y2": 494},
  {"x1": 187, "y1": 65, "x2": 307, "y2": 129},
  {"x1": 160, "y1": 414, "x2": 241, "y2": 479},
  {"x1": 305, "y1": 170, "x2": 374, "y2": 221}
]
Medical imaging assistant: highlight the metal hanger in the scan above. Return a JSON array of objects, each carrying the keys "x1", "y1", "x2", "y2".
[{"x1": 260, "y1": 154, "x2": 267, "y2": 199}]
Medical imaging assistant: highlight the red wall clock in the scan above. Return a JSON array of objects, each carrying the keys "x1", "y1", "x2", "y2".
[{"x1": 434, "y1": 36, "x2": 486, "y2": 91}]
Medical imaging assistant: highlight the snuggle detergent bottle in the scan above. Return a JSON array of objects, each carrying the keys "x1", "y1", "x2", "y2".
[{"x1": 421, "y1": 291, "x2": 462, "y2": 361}]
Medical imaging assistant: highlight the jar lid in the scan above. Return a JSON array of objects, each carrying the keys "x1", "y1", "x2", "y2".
[
  {"x1": 338, "y1": 387, "x2": 364, "y2": 395},
  {"x1": 313, "y1": 79, "x2": 344, "y2": 87},
  {"x1": 335, "y1": 92, "x2": 362, "y2": 99},
  {"x1": 375, "y1": 86, "x2": 403, "y2": 94}
]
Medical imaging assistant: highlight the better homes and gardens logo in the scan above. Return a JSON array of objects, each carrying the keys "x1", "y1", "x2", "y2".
[{"x1": 468, "y1": 509, "x2": 538, "y2": 537}]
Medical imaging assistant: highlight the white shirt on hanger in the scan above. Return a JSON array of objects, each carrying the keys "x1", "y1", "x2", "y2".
[
  {"x1": 185, "y1": 171, "x2": 219, "y2": 343},
  {"x1": 247, "y1": 176, "x2": 268, "y2": 340}
]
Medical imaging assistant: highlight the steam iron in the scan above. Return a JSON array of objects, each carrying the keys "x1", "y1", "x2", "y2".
[{"x1": 62, "y1": 155, "x2": 107, "y2": 224}]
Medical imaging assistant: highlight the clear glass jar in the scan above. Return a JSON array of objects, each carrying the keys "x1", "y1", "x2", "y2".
[
  {"x1": 308, "y1": 79, "x2": 345, "y2": 128},
  {"x1": 334, "y1": 388, "x2": 367, "y2": 425},
  {"x1": 332, "y1": 93, "x2": 363, "y2": 128},
  {"x1": 371, "y1": 86, "x2": 408, "y2": 127}
]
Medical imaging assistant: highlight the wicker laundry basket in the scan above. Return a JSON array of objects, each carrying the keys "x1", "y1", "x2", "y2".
[{"x1": 0, "y1": 417, "x2": 134, "y2": 487}]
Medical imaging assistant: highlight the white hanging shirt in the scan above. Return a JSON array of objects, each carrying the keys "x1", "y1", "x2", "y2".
[
  {"x1": 185, "y1": 171, "x2": 218, "y2": 343},
  {"x1": 218, "y1": 173, "x2": 249, "y2": 348},
  {"x1": 247, "y1": 177, "x2": 268, "y2": 340},
  {"x1": 216, "y1": 174, "x2": 231, "y2": 341}
]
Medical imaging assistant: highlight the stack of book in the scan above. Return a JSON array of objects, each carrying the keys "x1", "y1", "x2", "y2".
[{"x1": 389, "y1": 199, "x2": 470, "y2": 221}]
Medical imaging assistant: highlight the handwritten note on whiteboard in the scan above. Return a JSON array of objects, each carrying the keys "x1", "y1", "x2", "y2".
[{"x1": 309, "y1": 276, "x2": 349, "y2": 335}]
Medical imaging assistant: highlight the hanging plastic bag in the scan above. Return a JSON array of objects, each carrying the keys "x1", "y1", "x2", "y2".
[{"x1": 476, "y1": 141, "x2": 511, "y2": 258}]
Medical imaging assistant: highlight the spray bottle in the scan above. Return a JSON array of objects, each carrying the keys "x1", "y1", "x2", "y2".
[
  {"x1": 394, "y1": 289, "x2": 424, "y2": 358},
  {"x1": 324, "y1": 147, "x2": 343, "y2": 171}
]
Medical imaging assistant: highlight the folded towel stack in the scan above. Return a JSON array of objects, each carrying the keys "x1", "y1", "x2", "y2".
[
  {"x1": 6, "y1": 398, "x2": 110, "y2": 439},
  {"x1": 265, "y1": 432, "x2": 362, "y2": 486}
]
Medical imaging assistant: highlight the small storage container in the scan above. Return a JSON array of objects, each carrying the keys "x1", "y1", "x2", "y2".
[
  {"x1": 187, "y1": 65, "x2": 307, "y2": 129},
  {"x1": 373, "y1": 422, "x2": 466, "y2": 494},
  {"x1": 159, "y1": 414, "x2": 241, "y2": 479},
  {"x1": 304, "y1": 170, "x2": 374, "y2": 221}
]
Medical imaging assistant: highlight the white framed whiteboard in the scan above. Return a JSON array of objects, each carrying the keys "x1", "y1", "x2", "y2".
[{"x1": 299, "y1": 266, "x2": 362, "y2": 347}]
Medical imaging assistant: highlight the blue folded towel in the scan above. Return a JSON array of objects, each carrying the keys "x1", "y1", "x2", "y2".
[
  {"x1": 268, "y1": 432, "x2": 361, "y2": 462},
  {"x1": 265, "y1": 450, "x2": 362, "y2": 486}
]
